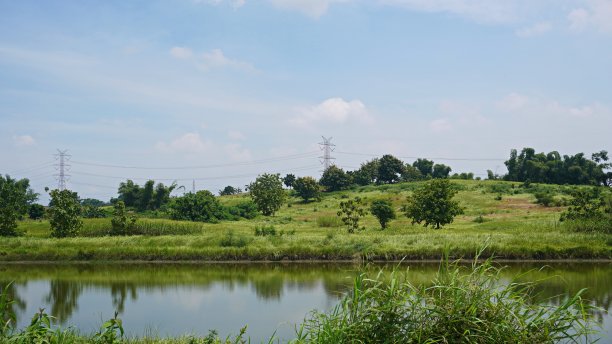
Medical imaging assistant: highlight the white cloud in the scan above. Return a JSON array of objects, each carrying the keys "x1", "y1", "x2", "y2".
[
  {"x1": 290, "y1": 97, "x2": 372, "y2": 128},
  {"x1": 156, "y1": 132, "x2": 212, "y2": 153},
  {"x1": 169, "y1": 47, "x2": 256, "y2": 72},
  {"x1": 496, "y1": 93, "x2": 529, "y2": 111},
  {"x1": 379, "y1": 0, "x2": 520, "y2": 24},
  {"x1": 13, "y1": 135, "x2": 36, "y2": 147},
  {"x1": 429, "y1": 118, "x2": 452, "y2": 133},
  {"x1": 515, "y1": 21, "x2": 552, "y2": 37},
  {"x1": 568, "y1": 0, "x2": 612, "y2": 33},
  {"x1": 169, "y1": 46, "x2": 194, "y2": 59},
  {"x1": 228, "y1": 130, "x2": 246, "y2": 140}
]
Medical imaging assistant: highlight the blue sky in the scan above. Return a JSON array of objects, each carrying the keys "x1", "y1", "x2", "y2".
[{"x1": 1, "y1": 0, "x2": 611, "y2": 202}]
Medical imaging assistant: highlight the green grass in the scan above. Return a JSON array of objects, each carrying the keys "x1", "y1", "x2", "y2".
[{"x1": 3, "y1": 180, "x2": 611, "y2": 261}]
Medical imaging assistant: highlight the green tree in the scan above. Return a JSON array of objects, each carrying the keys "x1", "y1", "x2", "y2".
[
  {"x1": 320, "y1": 165, "x2": 352, "y2": 191},
  {"x1": 169, "y1": 191, "x2": 226, "y2": 222},
  {"x1": 377, "y1": 154, "x2": 405, "y2": 184},
  {"x1": 401, "y1": 164, "x2": 423, "y2": 182},
  {"x1": 0, "y1": 175, "x2": 36, "y2": 236},
  {"x1": 48, "y1": 189, "x2": 82, "y2": 238},
  {"x1": 432, "y1": 164, "x2": 452, "y2": 179},
  {"x1": 293, "y1": 176, "x2": 321, "y2": 202},
  {"x1": 110, "y1": 201, "x2": 136, "y2": 235},
  {"x1": 219, "y1": 185, "x2": 242, "y2": 196},
  {"x1": 117, "y1": 180, "x2": 141, "y2": 208},
  {"x1": 151, "y1": 182, "x2": 177, "y2": 210},
  {"x1": 82, "y1": 205, "x2": 106, "y2": 218},
  {"x1": 337, "y1": 197, "x2": 367, "y2": 233},
  {"x1": 403, "y1": 179, "x2": 463, "y2": 229},
  {"x1": 28, "y1": 204, "x2": 45, "y2": 220},
  {"x1": 413, "y1": 158, "x2": 434, "y2": 177},
  {"x1": 249, "y1": 173, "x2": 286, "y2": 216},
  {"x1": 560, "y1": 188, "x2": 605, "y2": 221},
  {"x1": 370, "y1": 200, "x2": 396, "y2": 229},
  {"x1": 283, "y1": 174, "x2": 296, "y2": 189},
  {"x1": 139, "y1": 180, "x2": 155, "y2": 211},
  {"x1": 353, "y1": 159, "x2": 379, "y2": 186}
]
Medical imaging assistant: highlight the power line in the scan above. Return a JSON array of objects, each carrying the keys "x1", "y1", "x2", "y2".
[
  {"x1": 335, "y1": 151, "x2": 505, "y2": 162},
  {"x1": 70, "y1": 151, "x2": 319, "y2": 170}
]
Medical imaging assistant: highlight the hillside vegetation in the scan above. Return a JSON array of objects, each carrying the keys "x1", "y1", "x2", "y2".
[{"x1": 2, "y1": 180, "x2": 610, "y2": 261}]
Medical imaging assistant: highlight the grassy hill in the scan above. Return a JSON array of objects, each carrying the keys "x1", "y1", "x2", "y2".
[{"x1": 3, "y1": 180, "x2": 611, "y2": 261}]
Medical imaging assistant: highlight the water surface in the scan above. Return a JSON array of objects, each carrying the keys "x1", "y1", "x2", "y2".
[{"x1": 1, "y1": 262, "x2": 610, "y2": 342}]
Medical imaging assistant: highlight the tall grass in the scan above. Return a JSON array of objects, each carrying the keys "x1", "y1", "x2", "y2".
[
  {"x1": 80, "y1": 218, "x2": 205, "y2": 237},
  {"x1": 316, "y1": 216, "x2": 342, "y2": 228},
  {"x1": 294, "y1": 251, "x2": 597, "y2": 344}
]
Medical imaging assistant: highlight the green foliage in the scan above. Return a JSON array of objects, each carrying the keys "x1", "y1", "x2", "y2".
[
  {"x1": 28, "y1": 204, "x2": 45, "y2": 220},
  {"x1": 82, "y1": 205, "x2": 107, "y2": 218},
  {"x1": 81, "y1": 198, "x2": 107, "y2": 207},
  {"x1": 534, "y1": 191, "x2": 555, "y2": 207},
  {"x1": 401, "y1": 164, "x2": 423, "y2": 182},
  {"x1": 377, "y1": 154, "x2": 404, "y2": 184},
  {"x1": 220, "y1": 230, "x2": 250, "y2": 247},
  {"x1": 254, "y1": 224, "x2": 276, "y2": 237},
  {"x1": 504, "y1": 147, "x2": 609, "y2": 185},
  {"x1": 117, "y1": 179, "x2": 177, "y2": 211},
  {"x1": 110, "y1": 201, "x2": 137, "y2": 236},
  {"x1": 283, "y1": 174, "x2": 296, "y2": 189},
  {"x1": 403, "y1": 179, "x2": 463, "y2": 229},
  {"x1": 249, "y1": 173, "x2": 286, "y2": 216},
  {"x1": 353, "y1": 159, "x2": 379, "y2": 186},
  {"x1": 225, "y1": 201, "x2": 259, "y2": 220},
  {"x1": 369, "y1": 200, "x2": 396, "y2": 229},
  {"x1": 319, "y1": 166, "x2": 352, "y2": 191},
  {"x1": 450, "y1": 172, "x2": 474, "y2": 180},
  {"x1": 432, "y1": 163, "x2": 452, "y2": 179},
  {"x1": 561, "y1": 188, "x2": 605, "y2": 221},
  {"x1": 0, "y1": 283, "x2": 15, "y2": 337},
  {"x1": 412, "y1": 158, "x2": 434, "y2": 177},
  {"x1": 293, "y1": 176, "x2": 321, "y2": 202},
  {"x1": 337, "y1": 197, "x2": 367, "y2": 233},
  {"x1": 48, "y1": 189, "x2": 83, "y2": 238},
  {"x1": 294, "y1": 254, "x2": 596, "y2": 344},
  {"x1": 219, "y1": 185, "x2": 242, "y2": 196},
  {"x1": 169, "y1": 191, "x2": 225, "y2": 223},
  {"x1": 0, "y1": 175, "x2": 36, "y2": 236},
  {"x1": 94, "y1": 311, "x2": 124, "y2": 344},
  {"x1": 79, "y1": 218, "x2": 203, "y2": 237}
]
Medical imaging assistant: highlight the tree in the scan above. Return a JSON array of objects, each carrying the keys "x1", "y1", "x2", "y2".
[
  {"x1": 320, "y1": 165, "x2": 352, "y2": 191},
  {"x1": 0, "y1": 175, "x2": 36, "y2": 236},
  {"x1": 432, "y1": 164, "x2": 452, "y2": 179},
  {"x1": 283, "y1": 174, "x2": 296, "y2": 189},
  {"x1": 169, "y1": 191, "x2": 226, "y2": 222},
  {"x1": 110, "y1": 201, "x2": 136, "y2": 235},
  {"x1": 353, "y1": 159, "x2": 379, "y2": 185},
  {"x1": 219, "y1": 186, "x2": 242, "y2": 196},
  {"x1": 370, "y1": 200, "x2": 396, "y2": 229},
  {"x1": 403, "y1": 179, "x2": 463, "y2": 229},
  {"x1": 28, "y1": 204, "x2": 45, "y2": 220},
  {"x1": 117, "y1": 180, "x2": 140, "y2": 208},
  {"x1": 82, "y1": 205, "x2": 106, "y2": 218},
  {"x1": 48, "y1": 189, "x2": 82, "y2": 238},
  {"x1": 413, "y1": 159, "x2": 434, "y2": 177},
  {"x1": 80, "y1": 198, "x2": 106, "y2": 207},
  {"x1": 249, "y1": 174, "x2": 286, "y2": 216},
  {"x1": 401, "y1": 165, "x2": 423, "y2": 182},
  {"x1": 377, "y1": 155, "x2": 405, "y2": 184},
  {"x1": 293, "y1": 176, "x2": 321, "y2": 202},
  {"x1": 139, "y1": 180, "x2": 155, "y2": 211},
  {"x1": 337, "y1": 197, "x2": 367, "y2": 233}
]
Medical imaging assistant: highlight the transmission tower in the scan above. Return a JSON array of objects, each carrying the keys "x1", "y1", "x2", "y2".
[
  {"x1": 54, "y1": 149, "x2": 71, "y2": 191},
  {"x1": 319, "y1": 136, "x2": 336, "y2": 172},
  {"x1": 192, "y1": 179, "x2": 196, "y2": 193}
]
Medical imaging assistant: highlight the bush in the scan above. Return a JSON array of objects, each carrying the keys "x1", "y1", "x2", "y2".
[
  {"x1": 293, "y1": 176, "x2": 322, "y2": 202},
  {"x1": 249, "y1": 173, "x2": 286, "y2": 216},
  {"x1": 110, "y1": 201, "x2": 136, "y2": 236},
  {"x1": 220, "y1": 230, "x2": 250, "y2": 247},
  {"x1": 369, "y1": 200, "x2": 396, "y2": 229},
  {"x1": 295, "y1": 254, "x2": 596, "y2": 344},
  {"x1": 534, "y1": 191, "x2": 555, "y2": 207},
  {"x1": 225, "y1": 201, "x2": 259, "y2": 220},
  {"x1": 403, "y1": 179, "x2": 463, "y2": 229},
  {"x1": 563, "y1": 217, "x2": 612, "y2": 234},
  {"x1": 254, "y1": 224, "x2": 276, "y2": 236},
  {"x1": 169, "y1": 191, "x2": 225, "y2": 223},
  {"x1": 0, "y1": 175, "x2": 35, "y2": 236},
  {"x1": 28, "y1": 204, "x2": 45, "y2": 220},
  {"x1": 337, "y1": 197, "x2": 367, "y2": 233},
  {"x1": 48, "y1": 189, "x2": 82, "y2": 238}
]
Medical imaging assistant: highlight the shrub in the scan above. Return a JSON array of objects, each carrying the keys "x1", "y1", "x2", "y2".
[
  {"x1": 534, "y1": 191, "x2": 555, "y2": 207},
  {"x1": 295, "y1": 254, "x2": 596, "y2": 344},
  {"x1": 28, "y1": 204, "x2": 45, "y2": 220},
  {"x1": 226, "y1": 201, "x2": 259, "y2": 220},
  {"x1": 48, "y1": 189, "x2": 82, "y2": 238},
  {"x1": 220, "y1": 230, "x2": 250, "y2": 247},
  {"x1": 293, "y1": 176, "x2": 322, "y2": 202},
  {"x1": 169, "y1": 191, "x2": 225, "y2": 223},
  {"x1": 254, "y1": 224, "x2": 276, "y2": 236},
  {"x1": 563, "y1": 217, "x2": 612, "y2": 234},
  {"x1": 0, "y1": 175, "x2": 36, "y2": 236},
  {"x1": 249, "y1": 173, "x2": 286, "y2": 216},
  {"x1": 110, "y1": 201, "x2": 136, "y2": 236},
  {"x1": 337, "y1": 197, "x2": 367, "y2": 233},
  {"x1": 369, "y1": 200, "x2": 396, "y2": 229},
  {"x1": 403, "y1": 179, "x2": 463, "y2": 229},
  {"x1": 82, "y1": 205, "x2": 106, "y2": 218}
]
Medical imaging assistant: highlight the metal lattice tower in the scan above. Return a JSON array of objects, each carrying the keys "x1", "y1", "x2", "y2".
[
  {"x1": 319, "y1": 136, "x2": 336, "y2": 172},
  {"x1": 54, "y1": 149, "x2": 71, "y2": 190},
  {"x1": 192, "y1": 179, "x2": 196, "y2": 193}
]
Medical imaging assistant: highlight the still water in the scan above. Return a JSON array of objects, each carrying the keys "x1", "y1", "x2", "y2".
[{"x1": 1, "y1": 262, "x2": 610, "y2": 343}]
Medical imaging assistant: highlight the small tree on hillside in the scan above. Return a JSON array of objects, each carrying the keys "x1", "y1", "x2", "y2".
[
  {"x1": 249, "y1": 173, "x2": 286, "y2": 216},
  {"x1": 403, "y1": 179, "x2": 463, "y2": 229},
  {"x1": 28, "y1": 204, "x2": 45, "y2": 220},
  {"x1": 378, "y1": 154, "x2": 405, "y2": 184},
  {"x1": 293, "y1": 176, "x2": 321, "y2": 202},
  {"x1": 219, "y1": 186, "x2": 242, "y2": 196},
  {"x1": 432, "y1": 164, "x2": 452, "y2": 179},
  {"x1": 169, "y1": 190, "x2": 226, "y2": 222},
  {"x1": 110, "y1": 201, "x2": 137, "y2": 235},
  {"x1": 283, "y1": 174, "x2": 296, "y2": 189},
  {"x1": 337, "y1": 197, "x2": 367, "y2": 233},
  {"x1": 320, "y1": 165, "x2": 352, "y2": 191},
  {"x1": 48, "y1": 189, "x2": 82, "y2": 238},
  {"x1": 370, "y1": 200, "x2": 396, "y2": 229}
]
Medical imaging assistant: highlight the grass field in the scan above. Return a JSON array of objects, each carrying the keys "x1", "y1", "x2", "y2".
[{"x1": 2, "y1": 180, "x2": 610, "y2": 261}]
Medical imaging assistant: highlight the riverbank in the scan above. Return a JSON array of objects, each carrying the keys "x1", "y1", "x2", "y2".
[{"x1": 3, "y1": 181, "x2": 611, "y2": 262}]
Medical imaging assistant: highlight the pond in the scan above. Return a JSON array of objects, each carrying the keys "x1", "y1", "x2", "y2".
[{"x1": 1, "y1": 262, "x2": 610, "y2": 343}]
